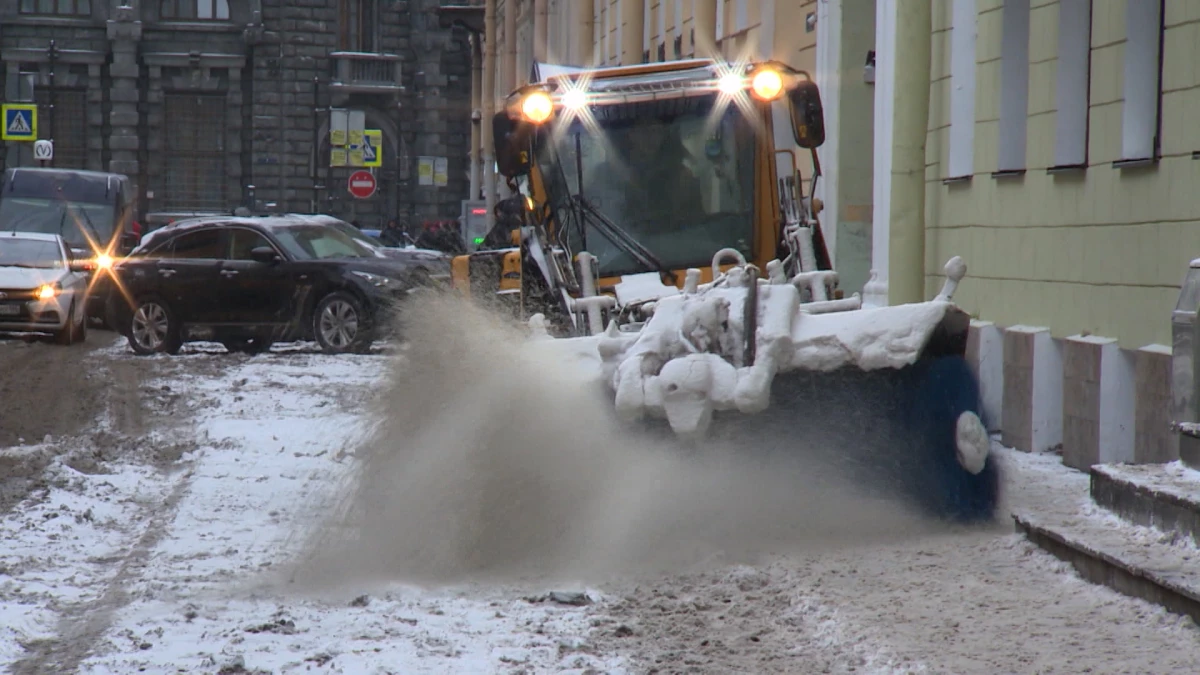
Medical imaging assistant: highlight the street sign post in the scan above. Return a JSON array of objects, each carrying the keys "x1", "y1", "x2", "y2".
[
  {"x1": 347, "y1": 170, "x2": 377, "y2": 199},
  {"x1": 33, "y1": 139, "x2": 53, "y2": 162},
  {"x1": 2, "y1": 104, "x2": 37, "y2": 142},
  {"x1": 362, "y1": 129, "x2": 382, "y2": 167}
]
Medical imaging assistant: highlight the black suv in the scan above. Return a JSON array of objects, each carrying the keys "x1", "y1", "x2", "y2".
[{"x1": 107, "y1": 215, "x2": 428, "y2": 355}]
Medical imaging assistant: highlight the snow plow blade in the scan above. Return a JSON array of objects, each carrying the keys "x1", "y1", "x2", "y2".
[{"x1": 538, "y1": 272, "x2": 1000, "y2": 524}]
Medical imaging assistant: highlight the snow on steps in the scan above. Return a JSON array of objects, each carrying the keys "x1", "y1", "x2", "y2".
[{"x1": 1015, "y1": 460, "x2": 1200, "y2": 624}]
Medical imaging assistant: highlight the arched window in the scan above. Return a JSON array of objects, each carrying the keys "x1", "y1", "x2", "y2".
[
  {"x1": 161, "y1": 0, "x2": 230, "y2": 21},
  {"x1": 19, "y1": 0, "x2": 91, "y2": 15}
]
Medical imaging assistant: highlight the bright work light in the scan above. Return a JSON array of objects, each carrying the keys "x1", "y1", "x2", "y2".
[
  {"x1": 562, "y1": 88, "x2": 588, "y2": 110},
  {"x1": 718, "y1": 72, "x2": 743, "y2": 95}
]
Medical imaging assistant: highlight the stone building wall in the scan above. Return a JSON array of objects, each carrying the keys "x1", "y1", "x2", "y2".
[{"x1": 0, "y1": 0, "x2": 472, "y2": 229}]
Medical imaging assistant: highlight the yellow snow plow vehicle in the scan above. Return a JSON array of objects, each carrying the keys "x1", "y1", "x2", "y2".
[{"x1": 450, "y1": 58, "x2": 1000, "y2": 523}]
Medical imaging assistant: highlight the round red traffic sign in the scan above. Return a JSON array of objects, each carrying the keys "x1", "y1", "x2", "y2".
[{"x1": 347, "y1": 170, "x2": 377, "y2": 199}]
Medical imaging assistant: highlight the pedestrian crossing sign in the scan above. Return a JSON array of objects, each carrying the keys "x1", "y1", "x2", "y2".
[
  {"x1": 362, "y1": 129, "x2": 382, "y2": 167},
  {"x1": 1, "y1": 104, "x2": 37, "y2": 142}
]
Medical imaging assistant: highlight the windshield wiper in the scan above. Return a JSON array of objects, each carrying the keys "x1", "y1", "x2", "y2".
[
  {"x1": 558, "y1": 131, "x2": 675, "y2": 284},
  {"x1": 570, "y1": 195, "x2": 675, "y2": 284}
]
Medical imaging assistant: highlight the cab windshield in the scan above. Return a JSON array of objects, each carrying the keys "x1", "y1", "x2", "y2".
[
  {"x1": 0, "y1": 198, "x2": 115, "y2": 252},
  {"x1": 537, "y1": 98, "x2": 756, "y2": 277}
]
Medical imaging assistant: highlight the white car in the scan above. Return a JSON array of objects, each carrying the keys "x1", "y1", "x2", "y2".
[{"x1": 0, "y1": 231, "x2": 92, "y2": 345}]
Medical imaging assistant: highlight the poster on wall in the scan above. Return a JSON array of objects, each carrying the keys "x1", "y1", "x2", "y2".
[
  {"x1": 418, "y1": 156, "x2": 434, "y2": 186},
  {"x1": 433, "y1": 157, "x2": 448, "y2": 187}
]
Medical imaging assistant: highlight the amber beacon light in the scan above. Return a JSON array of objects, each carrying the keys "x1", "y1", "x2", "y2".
[
  {"x1": 750, "y1": 67, "x2": 784, "y2": 101},
  {"x1": 521, "y1": 91, "x2": 554, "y2": 124}
]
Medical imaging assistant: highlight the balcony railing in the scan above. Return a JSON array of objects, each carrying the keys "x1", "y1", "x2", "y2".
[{"x1": 330, "y1": 52, "x2": 403, "y2": 95}]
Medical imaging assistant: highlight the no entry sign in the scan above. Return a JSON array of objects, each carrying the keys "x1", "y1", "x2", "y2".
[{"x1": 347, "y1": 170, "x2": 377, "y2": 199}]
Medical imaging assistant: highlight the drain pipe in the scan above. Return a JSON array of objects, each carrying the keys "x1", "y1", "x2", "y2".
[
  {"x1": 534, "y1": 0, "x2": 548, "y2": 63},
  {"x1": 482, "y1": 0, "x2": 497, "y2": 230},
  {"x1": 469, "y1": 33, "x2": 482, "y2": 200},
  {"x1": 887, "y1": 1, "x2": 931, "y2": 305}
]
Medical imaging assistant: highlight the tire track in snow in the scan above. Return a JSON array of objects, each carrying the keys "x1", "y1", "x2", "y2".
[{"x1": 9, "y1": 465, "x2": 197, "y2": 675}]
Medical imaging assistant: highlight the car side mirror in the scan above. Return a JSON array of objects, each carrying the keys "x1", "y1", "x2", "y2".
[
  {"x1": 493, "y1": 111, "x2": 534, "y2": 178},
  {"x1": 250, "y1": 246, "x2": 280, "y2": 264},
  {"x1": 788, "y1": 79, "x2": 826, "y2": 149}
]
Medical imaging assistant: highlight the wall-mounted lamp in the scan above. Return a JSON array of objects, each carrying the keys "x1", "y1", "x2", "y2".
[
  {"x1": 864, "y1": 50, "x2": 876, "y2": 84},
  {"x1": 805, "y1": 12, "x2": 817, "y2": 33}
]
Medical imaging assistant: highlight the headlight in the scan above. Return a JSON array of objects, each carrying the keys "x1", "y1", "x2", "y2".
[
  {"x1": 718, "y1": 72, "x2": 744, "y2": 95},
  {"x1": 521, "y1": 91, "x2": 554, "y2": 124},
  {"x1": 561, "y1": 88, "x2": 588, "y2": 110},
  {"x1": 36, "y1": 283, "x2": 60, "y2": 300},
  {"x1": 351, "y1": 271, "x2": 402, "y2": 289},
  {"x1": 95, "y1": 253, "x2": 114, "y2": 270},
  {"x1": 750, "y1": 68, "x2": 785, "y2": 101}
]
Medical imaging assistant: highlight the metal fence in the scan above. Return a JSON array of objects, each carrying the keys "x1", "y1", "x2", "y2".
[{"x1": 161, "y1": 93, "x2": 227, "y2": 210}]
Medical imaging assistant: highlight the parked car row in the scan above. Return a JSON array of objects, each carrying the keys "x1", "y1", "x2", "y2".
[{"x1": 1, "y1": 170, "x2": 452, "y2": 355}]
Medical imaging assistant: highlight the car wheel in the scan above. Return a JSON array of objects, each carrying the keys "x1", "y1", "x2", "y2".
[
  {"x1": 54, "y1": 300, "x2": 79, "y2": 346},
  {"x1": 128, "y1": 296, "x2": 182, "y2": 356},
  {"x1": 313, "y1": 291, "x2": 373, "y2": 354}
]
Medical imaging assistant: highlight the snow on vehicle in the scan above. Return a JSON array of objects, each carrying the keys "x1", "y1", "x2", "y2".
[{"x1": 451, "y1": 58, "x2": 999, "y2": 523}]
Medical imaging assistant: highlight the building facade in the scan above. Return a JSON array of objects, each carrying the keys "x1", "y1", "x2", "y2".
[
  {"x1": 0, "y1": 0, "x2": 474, "y2": 229},
  {"x1": 853, "y1": 0, "x2": 1196, "y2": 469}
]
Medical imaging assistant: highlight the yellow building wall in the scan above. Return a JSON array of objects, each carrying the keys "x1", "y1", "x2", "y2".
[{"x1": 924, "y1": 0, "x2": 1200, "y2": 349}]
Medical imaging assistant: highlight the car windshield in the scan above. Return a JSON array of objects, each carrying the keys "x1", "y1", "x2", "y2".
[
  {"x1": 0, "y1": 238, "x2": 64, "y2": 269},
  {"x1": 324, "y1": 220, "x2": 387, "y2": 256},
  {"x1": 0, "y1": 197, "x2": 115, "y2": 252},
  {"x1": 271, "y1": 224, "x2": 378, "y2": 260},
  {"x1": 537, "y1": 96, "x2": 756, "y2": 277}
]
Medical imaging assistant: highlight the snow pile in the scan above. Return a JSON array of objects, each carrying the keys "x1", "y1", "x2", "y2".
[
  {"x1": 0, "y1": 455, "x2": 177, "y2": 664},
  {"x1": 0, "y1": 346, "x2": 628, "y2": 675}
]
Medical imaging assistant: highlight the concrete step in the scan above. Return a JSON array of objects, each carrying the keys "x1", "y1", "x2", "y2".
[
  {"x1": 1090, "y1": 462, "x2": 1200, "y2": 547},
  {"x1": 1014, "y1": 504, "x2": 1200, "y2": 623}
]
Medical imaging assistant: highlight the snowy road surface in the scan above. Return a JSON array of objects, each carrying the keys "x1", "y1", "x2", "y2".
[{"x1": 0, "y1": 335, "x2": 1198, "y2": 674}]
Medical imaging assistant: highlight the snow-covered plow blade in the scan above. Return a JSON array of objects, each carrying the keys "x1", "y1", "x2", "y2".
[{"x1": 539, "y1": 259, "x2": 1000, "y2": 524}]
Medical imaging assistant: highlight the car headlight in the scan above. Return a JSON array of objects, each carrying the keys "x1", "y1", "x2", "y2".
[
  {"x1": 351, "y1": 271, "x2": 403, "y2": 289},
  {"x1": 36, "y1": 283, "x2": 61, "y2": 300}
]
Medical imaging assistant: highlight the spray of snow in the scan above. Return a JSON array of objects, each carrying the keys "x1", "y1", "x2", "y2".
[{"x1": 288, "y1": 291, "x2": 946, "y2": 589}]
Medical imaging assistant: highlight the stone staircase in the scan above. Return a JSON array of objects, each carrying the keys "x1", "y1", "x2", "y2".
[{"x1": 1015, "y1": 447, "x2": 1200, "y2": 622}]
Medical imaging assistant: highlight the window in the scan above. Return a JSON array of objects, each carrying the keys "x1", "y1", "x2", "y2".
[
  {"x1": 228, "y1": 229, "x2": 277, "y2": 261},
  {"x1": 169, "y1": 229, "x2": 225, "y2": 259},
  {"x1": 734, "y1": 0, "x2": 748, "y2": 34},
  {"x1": 947, "y1": 0, "x2": 978, "y2": 179},
  {"x1": 339, "y1": 0, "x2": 379, "y2": 52},
  {"x1": 34, "y1": 89, "x2": 87, "y2": 170},
  {"x1": 160, "y1": 0, "x2": 229, "y2": 20},
  {"x1": 19, "y1": 0, "x2": 91, "y2": 15},
  {"x1": 162, "y1": 93, "x2": 227, "y2": 210},
  {"x1": 996, "y1": 0, "x2": 1030, "y2": 173},
  {"x1": 1119, "y1": 0, "x2": 1164, "y2": 164},
  {"x1": 1052, "y1": 0, "x2": 1091, "y2": 169}
]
